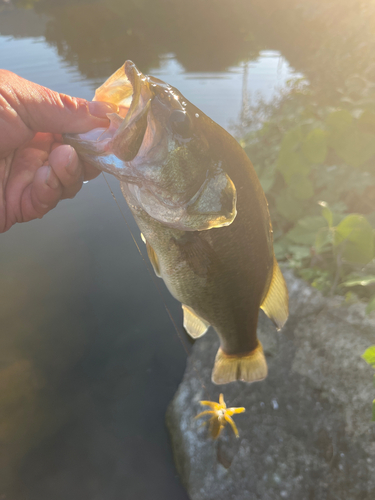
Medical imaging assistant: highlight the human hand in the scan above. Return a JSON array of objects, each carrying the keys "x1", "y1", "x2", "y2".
[{"x1": 0, "y1": 70, "x2": 117, "y2": 233}]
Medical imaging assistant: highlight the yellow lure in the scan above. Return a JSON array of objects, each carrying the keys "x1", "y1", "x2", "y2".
[{"x1": 195, "y1": 394, "x2": 245, "y2": 439}]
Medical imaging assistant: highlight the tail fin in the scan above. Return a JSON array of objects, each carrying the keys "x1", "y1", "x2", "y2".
[
  {"x1": 260, "y1": 256, "x2": 289, "y2": 330},
  {"x1": 211, "y1": 342, "x2": 268, "y2": 385}
]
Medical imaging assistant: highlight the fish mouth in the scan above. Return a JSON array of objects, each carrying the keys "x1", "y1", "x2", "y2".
[
  {"x1": 65, "y1": 61, "x2": 238, "y2": 231},
  {"x1": 64, "y1": 60, "x2": 153, "y2": 172},
  {"x1": 108, "y1": 61, "x2": 152, "y2": 162}
]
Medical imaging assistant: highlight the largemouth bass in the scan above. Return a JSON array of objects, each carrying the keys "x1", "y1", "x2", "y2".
[{"x1": 65, "y1": 61, "x2": 288, "y2": 385}]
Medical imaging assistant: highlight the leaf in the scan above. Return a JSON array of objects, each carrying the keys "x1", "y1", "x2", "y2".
[
  {"x1": 358, "y1": 110, "x2": 375, "y2": 135},
  {"x1": 288, "y1": 175, "x2": 314, "y2": 200},
  {"x1": 288, "y1": 245, "x2": 311, "y2": 260},
  {"x1": 344, "y1": 291, "x2": 359, "y2": 304},
  {"x1": 326, "y1": 109, "x2": 353, "y2": 133},
  {"x1": 362, "y1": 346, "x2": 375, "y2": 367},
  {"x1": 315, "y1": 227, "x2": 333, "y2": 253},
  {"x1": 299, "y1": 267, "x2": 318, "y2": 281},
  {"x1": 330, "y1": 124, "x2": 375, "y2": 168},
  {"x1": 318, "y1": 201, "x2": 333, "y2": 227},
  {"x1": 286, "y1": 216, "x2": 327, "y2": 245},
  {"x1": 311, "y1": 271, "x2": 331, "y2": 293},
  {"x1": 331, "y1": 211, "x2": 346, "y2": 227},
  {"x1": 341, "y1": 276, "x2": 375, "y2": 288},
  {"x1": 277, "y1": 128, "x2": 310, "y2": 183},
  {"x1": 366, "y1": 295, "x2": 375, "y2": 315},
  {"x1": 367, "y1": 211, "x2": 375, "y2": 228},
  {"x1": 334, "y1": 214, "x2": 374, "y2": 264},
  {"x1": 275, "y1": 190, "x2": 304, "y2": 222},
  {"x1": 273, "y1": 239, "x2": 289, "y2": 260},
  {"x1": 326, "y1": 110, "x2": 375, "y2": 167},
  {"x1": 259, "y1": 164, "x2": 276, "y2": 193},
  {"x1": 301, "y1": 128, "x2": 328, "y2": 164}
]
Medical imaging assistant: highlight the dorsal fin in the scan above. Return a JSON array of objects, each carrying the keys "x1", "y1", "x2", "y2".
[
  {"x1": 260, "y1": 256, "x2": 289, "y2": 330},
  {"x1": 182, "y1": 304, "x2": 210, "y2": 339}
]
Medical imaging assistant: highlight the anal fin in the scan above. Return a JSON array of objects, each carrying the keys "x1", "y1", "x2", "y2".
[
  {"x1": 182, "y1": 305, "x2": 210, "y2": 339},
  {"x1": 260, "y1": 255, "x2": 289, "y2": 330},
  {"x1": 211, "y1": 342, "x2": 267, "y2": 385}
]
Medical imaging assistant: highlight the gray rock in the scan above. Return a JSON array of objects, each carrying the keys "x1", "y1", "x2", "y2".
[{"x1": 167, "y1": 271, "x2": 375, "y2": 500}]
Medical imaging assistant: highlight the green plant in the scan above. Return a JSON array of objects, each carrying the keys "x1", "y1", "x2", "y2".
[
  {"x1": 239, "y1": 80, "x2": 375, "y2": 308},
  {"x1": 362, "y1": 347, "x2": 375, "y2": 421}
]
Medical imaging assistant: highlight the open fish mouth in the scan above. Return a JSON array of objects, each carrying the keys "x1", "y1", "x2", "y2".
[
  {"x1": 64, "y1": 60, "x2": 153, "y2": 175},
  {"x1": 64, "y1": 60, "x2": 238, "y2": 231}
]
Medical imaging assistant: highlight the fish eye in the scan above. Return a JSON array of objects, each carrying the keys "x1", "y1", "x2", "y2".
[
  {"x1": 157, "y1": 90, "x2": 166, "y2": 100},
  {"x1": 168, "y1": 109, "x2": 192, "y2": 139}
]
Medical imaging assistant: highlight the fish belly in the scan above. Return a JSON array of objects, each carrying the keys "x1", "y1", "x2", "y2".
[{"x1": 130, "y1": 199, "x2": 272, "y2": 356}]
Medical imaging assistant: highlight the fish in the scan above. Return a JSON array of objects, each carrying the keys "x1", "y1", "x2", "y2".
[{"x1": 64, "y1": 60, "x2": 289, "y2": 385}]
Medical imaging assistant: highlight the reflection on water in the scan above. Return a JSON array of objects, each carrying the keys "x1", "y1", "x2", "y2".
[
  {"x1": 150, "y1": 53, "x2": 295, "y2": 129},
  {"x1": 0, "y1": 36, "x2": 296, "y2": 129},
  {"x1": 0, "y1": 1, "x2": 298, "y2": 499},
  {"x1": 0, "y1": 35, "x2": 97, "y2": 96},
  {"x1": 0, "y1": 176, "x2": 189, "y2": 499}
]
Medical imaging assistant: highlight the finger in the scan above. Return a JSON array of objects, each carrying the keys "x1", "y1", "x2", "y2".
[
  {"x1": 21, "y1": 165, "x2": 63, "y2": 221},
  {"x1": 51, "y1": 142, "x2": 63, "y2": 152},
  {"x1": 50, "y1": 144, "x2": 100, "y2": 183},
  {"x1": 49, "y1": 143, "x2": 81, "y2": 184},
  {"x1": 49, "y1": 145, "x2": 84, "y2": 200},
  {"x1": 0, "y1": 70, "x2": 118, "y2": 136},
  {"x1": 82, "y1": 160, "x2": 102, "y2": 181}
]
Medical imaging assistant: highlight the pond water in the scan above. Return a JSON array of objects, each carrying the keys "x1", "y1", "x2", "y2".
[{"x1": 0, "y1": 1, "x2": 300, "y2": 499}]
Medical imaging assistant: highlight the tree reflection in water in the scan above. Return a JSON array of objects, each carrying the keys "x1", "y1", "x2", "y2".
[{"x1": 13, "y1": 0, "x2": 260, "y2": 78}]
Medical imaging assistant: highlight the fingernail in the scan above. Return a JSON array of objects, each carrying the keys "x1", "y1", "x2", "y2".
[
  {"x1": 45, "y1": 166, "x2": 60, "y2": 190},
  {"x1": 88, "y1": 101, "x2": 118, "y2": 119},
  {"x1": 65, "y1": 146, "x2": 79, "y2": 176}
]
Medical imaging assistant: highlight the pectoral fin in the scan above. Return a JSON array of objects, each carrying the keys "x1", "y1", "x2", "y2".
[
  {"x1": 145, "y1": 240, "x2": 161, "y2": 278},
  {"x1": 260, "y1": 256, "x2": 289, "y2": 330},
  {"x1": 171, "y1": 233, "x2": 219, "y2": 279},
  {"x1": 182, "y1": 305, "x2": 210, "y2": 339}
]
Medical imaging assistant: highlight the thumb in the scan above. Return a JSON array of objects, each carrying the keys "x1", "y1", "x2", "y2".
[{"x1": 0, "y1": 70, "x2": 118, "y2": 135}]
